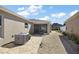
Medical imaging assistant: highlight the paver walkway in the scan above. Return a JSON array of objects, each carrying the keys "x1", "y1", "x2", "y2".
[{"x1": 0, "y1": 36, "x2": 42, "y2": 54}]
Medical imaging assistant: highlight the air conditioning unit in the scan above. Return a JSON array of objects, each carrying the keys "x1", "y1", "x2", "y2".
[{"x1": 14, "y1": 33, "x2": 30, "y2": 45}]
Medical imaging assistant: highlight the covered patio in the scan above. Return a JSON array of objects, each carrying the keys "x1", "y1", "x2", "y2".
[
  {"x1": 34, "y1": 24, "x2": 47, "y2": 34},
  {"x1": 29, "y1": 19, "x2": 51, "y2": 35}
]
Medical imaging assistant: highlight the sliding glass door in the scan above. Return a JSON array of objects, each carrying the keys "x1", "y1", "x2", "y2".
[{"x1": 34, "y1": 24, "x2": 47, "y2": 34}]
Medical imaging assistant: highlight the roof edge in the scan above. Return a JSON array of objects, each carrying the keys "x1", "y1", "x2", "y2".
[{"x1": 65, "y1": 12, "x2": 79, "y2": 24}]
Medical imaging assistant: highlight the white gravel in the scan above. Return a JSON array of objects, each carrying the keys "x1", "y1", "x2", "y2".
[
  {"x1": 38, "y1": 31, "x2": 67, "y2": 54},
  {"x1": 0, "y1": 31, "x2": 68, "y2": 54},
  {"x1": 0, "y1": 36, "x2": 42, "y2": 54}
]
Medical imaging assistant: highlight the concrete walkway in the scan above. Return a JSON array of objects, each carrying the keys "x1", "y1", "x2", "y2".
[
  {"x1": 0, "y1": 36, "x2": 42, "y2": 54},
  {"x1": 38, "y1": 31, "x2": 67, "y2": 54}
]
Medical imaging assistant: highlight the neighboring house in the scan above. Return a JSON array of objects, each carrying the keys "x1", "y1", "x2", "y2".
[
  {"x1": 65, "y1": 12, "x2": 79, "y2": 36},
  {"x1": 60, "y1": 26, "x2": 66, "y2": 32},
  {"x1": 51, "y1": 23, "x2": 63, "y2": 30},
  {"x1": 29, "y1": 19, "x2": 51, "y2": 34},
  {"x1": 0, "y1": 6, "x2": 51, "y2": 46}
]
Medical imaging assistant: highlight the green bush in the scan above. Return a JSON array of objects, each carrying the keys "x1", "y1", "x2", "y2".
[
  {"x1": 68, "y1": 34, "x2": 74, "y2": 40},
  {"x1": 62, "y1": 32, "x2": 68, "y2": 36},
  {"x1": 71, "y1": 34, "x2": 79, "y2": 44},
  {"x1": 74, "y1": 38, "x2": 79, "y2": 44},
  {"x1": 62, "y1": 32, "x2": 79, "y2": 44}
]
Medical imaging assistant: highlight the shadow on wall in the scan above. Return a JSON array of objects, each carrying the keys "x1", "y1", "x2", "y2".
[{"x1": 59, "y1": 35, "x2": 79, "y2": 54}]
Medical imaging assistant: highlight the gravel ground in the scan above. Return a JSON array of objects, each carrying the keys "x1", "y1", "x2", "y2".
[
  {"x1": 38, "y1": 31, "x2": 67, "y2": 54},
  {"x1": 0, "y1": 31, "x2": 77, "y2": 54},
  {"x1": 0, "y1": 36, "x2": 42, "y2": 54}
]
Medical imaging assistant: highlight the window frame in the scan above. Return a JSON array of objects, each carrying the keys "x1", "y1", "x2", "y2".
[
  {"x1": 25, "y1": 23, "x2": 28, "y2": 28},
  {"x1": 0, "y1": 15, "x2": 3, "y2": 27}
]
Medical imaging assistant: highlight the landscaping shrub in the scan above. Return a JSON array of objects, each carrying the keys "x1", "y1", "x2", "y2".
[
  {"x1": 62, "y1": 32, "x2": 68, "y2": 36},
  {"x1": 70, "y1": 34, "x2": 79, "y2": 44},
  {"x1": 74, "y1": 38, "x2": 79, "y2": 44},
  {"x1": 62, "y1": 32, "x2": 79, "y2": 44}
]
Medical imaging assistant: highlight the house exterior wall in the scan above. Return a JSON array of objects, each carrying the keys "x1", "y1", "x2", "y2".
[
  {"x1": 0, "y1": 10, "x2": 29, "y2": 46},
  {"x1": 47, "y1": 22, "x2": 51, "y2": 34},
  {"x1": 0, "y1": 27, "x2": 2, "y2": 37},
  {"x1": 0, "y1": 8, "x2": 51, "y2": 46},
  {"x1": 29, "y1": 24, "x2": 34, "y2": 34},
  {"x1": 0, "y1": 14, "x2": 4, "y2": 38},
  {"x1": 3, "y1": 18, "x2": 27, "y2": 45},
  {"x1": 65, "y1": 15, "x2": 79, "y2": 36},
  {"x1": 29, "y1": 22, "x2": 51, "y2": 34}
]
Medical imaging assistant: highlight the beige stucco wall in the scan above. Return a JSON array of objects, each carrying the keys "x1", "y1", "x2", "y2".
[
  {"x1": 47, "y1": 22, "x2": 51, "y2": 34},
  {"x1": 3, "y1": 18, "x2": 26, "y2": 44},
  {"x1": 0, "y1": 27, "x2": 2, "y2": 37},
  {"x1": 66, "y1": 16, "x2": 79, "y2": 36},
  {"x1": 29, "y1": 24, "x2": 34, "y2": 34},
  {"x1": 0, "y1": 10, "x2": 29, "y2": 46}
]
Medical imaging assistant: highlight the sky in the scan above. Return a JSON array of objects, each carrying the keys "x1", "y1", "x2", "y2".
[{"x1": 3, "y1": 5, "x2": 79, "y2": 25}]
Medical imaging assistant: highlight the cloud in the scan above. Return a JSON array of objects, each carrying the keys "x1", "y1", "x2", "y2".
[
  {"x1": 41, "y1": 10, "x2": 46, "y2": 13},
  {"x1": 33, "y1": 12, "x2": 39, "y2": 15},
  {"x1": 51, "y1": 12, "x2": 66, "y2": 18},
  {"x1": 39, "y1": 16, "x2": 49, "y2": 20},
  {"x1": 69, "y1": 10, "x2": 78, "y2": 16},
  {"x1": 17, "y1": 10, "x2": 30, "y2": 16},
  {"x1": 28, "y1": 5, "x2": 42, "y2": 13},
  {"x1": 58, "y1": 13, "x2": 66, "y2": 17},
  {"x1": 51, "y1": 14, "x2": 57, "y2": 17},
  {"x1": 17, "y1": 5, "x2": 43, "y2": 17},
  {"x1": 49, "y1": 6, "x2": 53, "y2": 9},
  {"x1": 17, "y1": 7, "x2": 25, "y2": 11}
]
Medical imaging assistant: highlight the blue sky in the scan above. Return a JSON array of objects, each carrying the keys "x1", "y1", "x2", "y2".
[{"x1": 3, "y1": 5, "x2": 79, "y2": 24}]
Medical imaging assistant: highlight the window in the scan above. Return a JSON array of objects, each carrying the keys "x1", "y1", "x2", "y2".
[
  {"x1": 0, "y1": 15, "x2": 2, "y2": 26},
  {"x1": 41, "y1": 24, "x2": 47, "y2": 33},
  {"x1": 25, "y1": 23, "x2": 28, "y2": 28}
]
